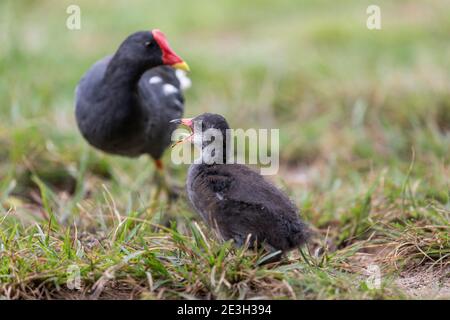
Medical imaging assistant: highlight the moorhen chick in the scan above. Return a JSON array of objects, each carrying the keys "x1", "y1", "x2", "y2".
[
  {"x1": 75, "y1": 30, "x2": 190, "y2": 201},
  {"x1": 171, "y1": 113, "x2": 310, "y2": 257}
]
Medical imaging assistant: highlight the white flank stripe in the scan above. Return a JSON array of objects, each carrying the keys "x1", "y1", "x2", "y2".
[
  {"x1": 149, "y1": 76, "x2": 162, "y2": 84},
  {"x1": 163, "y1": 83, "x2": 178, "y2": 95}
]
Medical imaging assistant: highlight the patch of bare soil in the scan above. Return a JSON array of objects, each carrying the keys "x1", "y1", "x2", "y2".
[
  {"x1": 395, "y1": 265, "x2": 450, "y2": 299},
  {"x1": 49, "y1": 283, "x2": 145, "y2": 300},
  {"x1": 345, "y1": 244, "x2": 450, "y2": 299}
]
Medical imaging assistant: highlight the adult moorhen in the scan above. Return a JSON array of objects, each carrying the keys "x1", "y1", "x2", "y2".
[
  {"x1": 171, "y1": 113, "x2": 310, "y2": 258},
  {"x1": 75, "y1": 30, "x2": 190, "y2": 200}
]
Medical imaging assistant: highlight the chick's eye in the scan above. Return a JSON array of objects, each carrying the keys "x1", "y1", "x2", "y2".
[{"x1": 144, "y1": 41, "x2": 153, "y2": 48}]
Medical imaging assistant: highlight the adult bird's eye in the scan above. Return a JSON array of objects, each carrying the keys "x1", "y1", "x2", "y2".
[{"x1": 144, "y1": 41, "x2": 152, "y2": 47}]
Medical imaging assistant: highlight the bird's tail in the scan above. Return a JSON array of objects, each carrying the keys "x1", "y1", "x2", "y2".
[{"x1": 289, "y1": 221, "x2": 311, "y2": 248}]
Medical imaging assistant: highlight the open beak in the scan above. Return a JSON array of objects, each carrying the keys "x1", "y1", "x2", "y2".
[
  {"x1": 170, "y1": 118, "x2": 193, "y2": 127},
  {"x1": 170, "y1": 118, "x2": 194, "y2": 147}
]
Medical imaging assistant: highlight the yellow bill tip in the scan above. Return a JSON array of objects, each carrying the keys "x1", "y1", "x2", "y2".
[{"x1": 172, "y1": 61, "x2": 190, "y2": 72}]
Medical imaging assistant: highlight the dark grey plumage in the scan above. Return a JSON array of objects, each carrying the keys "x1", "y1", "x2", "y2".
[
  {"x1": 183, "y1": 113, "x2": 309, "y2": 253},
  {"x1": 75, "y1": 31, "x2": 187, "y2": 160}
]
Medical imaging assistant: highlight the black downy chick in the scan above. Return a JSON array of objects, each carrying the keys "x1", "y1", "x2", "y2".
[{"x1": 172, "y1": 113, "x2": 310, "y2": 259}]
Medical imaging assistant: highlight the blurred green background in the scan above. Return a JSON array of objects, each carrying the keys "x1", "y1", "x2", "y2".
[
  {"x1": 0, "y1": 0, "x2": 449, "y2": 218},
  {"x1": 0, "y1": 0, "x2": 449, "y2": 299}
]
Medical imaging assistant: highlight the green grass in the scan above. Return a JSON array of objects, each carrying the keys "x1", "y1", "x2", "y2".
[{"x1": 0, "y1": 0, "x2": 449, "y2": 299}]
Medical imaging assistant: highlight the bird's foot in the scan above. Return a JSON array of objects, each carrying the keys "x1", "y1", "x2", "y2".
[{"x1": 151, "y1": 165, "x2": 184, "y2": 202}]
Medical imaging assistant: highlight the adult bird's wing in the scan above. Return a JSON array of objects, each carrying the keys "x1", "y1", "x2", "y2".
[
  {"x1": 137, "y1": 66, "x2": 189, "y2": 159},
  {"x1": 75, "y1": 56, "x2": 113, "y2": 148},
  {"x1": 75, "y1": 55, "x2": 112, "y2": 109}
]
